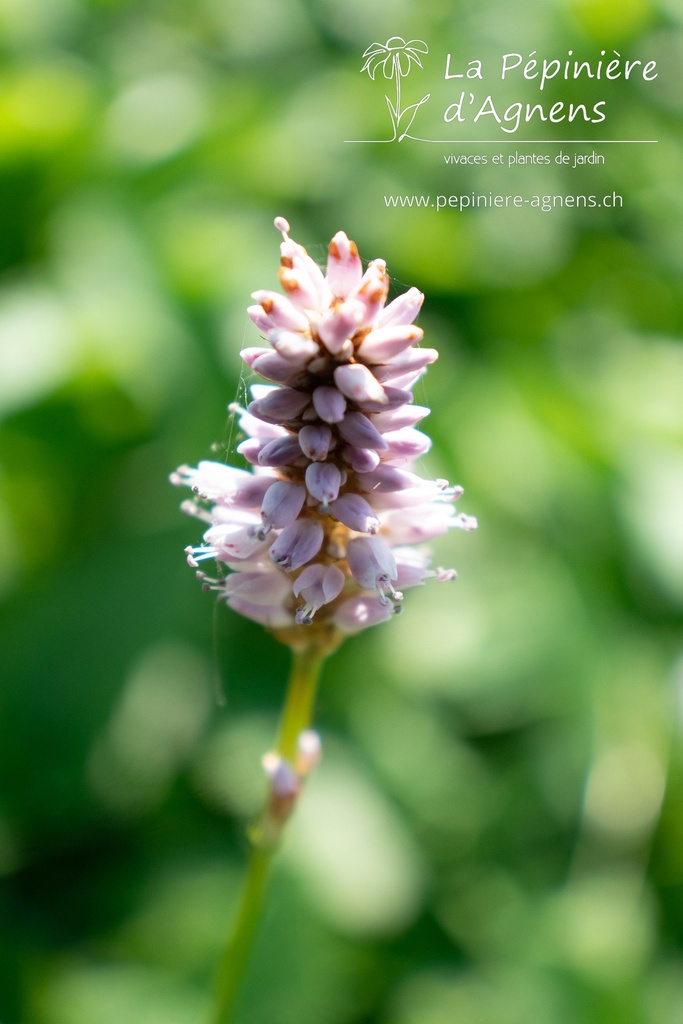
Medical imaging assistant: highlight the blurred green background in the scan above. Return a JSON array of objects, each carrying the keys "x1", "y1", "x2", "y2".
[{"x1": 1, "y1": 0, "x2": 682, "y2": 1021}]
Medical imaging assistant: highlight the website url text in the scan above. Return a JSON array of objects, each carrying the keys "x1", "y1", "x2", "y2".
[{"x1": 384, "y1": 192, "x2": 624, "y2": 212}]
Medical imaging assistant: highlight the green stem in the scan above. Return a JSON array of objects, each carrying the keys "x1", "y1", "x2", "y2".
[
  {"x1": 276, "y1": 647, "x2": 325, "y2": 762},
  {"x1": 211, "y1": 846, "x2": 271, "y2": 1024},
  {"x1": 210, "y1": 647, "x2": 325, "y2": 1024}
]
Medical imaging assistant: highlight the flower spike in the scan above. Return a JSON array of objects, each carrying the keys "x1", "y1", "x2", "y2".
[{"x1": 171, "y1": 217, "x2": 476, "y2": 649}]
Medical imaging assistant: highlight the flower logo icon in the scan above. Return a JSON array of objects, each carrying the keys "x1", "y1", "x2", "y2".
[{"x1": 361, "y1": 37, "x2": 430, "y2": 141}]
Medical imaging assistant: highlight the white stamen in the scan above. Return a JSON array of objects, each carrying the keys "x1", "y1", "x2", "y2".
[
  {"x1": 377, "y1": 574, "x2": 404, "y2": 607},
  {"x1": 274, "y1": 216, "x2": 290, "y2": 238},
  {"x1": 295, "y1": 605, "x2": 315, "y2": 625},
  {"x1": 180, "y1": 500, "x2": 213, "y2": 523},
  {"x1": 456, "y1": 513, "x2": 478, "y2": 531},
  {"x1": 185, "y1": 544, "x2": 218, "y2": 566}
]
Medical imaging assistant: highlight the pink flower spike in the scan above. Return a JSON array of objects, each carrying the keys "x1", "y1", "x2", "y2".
[
  {"x1": 305, "y1": 462, "x2": 342, "y2": 506},
  {"x1": 312, "y1": 385, "x2": 346, "y2": 424},
  {"x1": 299, "y1": 424, "x2": 333, "y2": 461},
  {"x1": 269, "y1": 518, "x2": 324, "y2": 571},
  {"x1": 337, "y1": 411, "x2": 388, "y2": 451},
  {"x1": 175, "y1": 217, "x2": 476, "y2": 638},
  {"x1": 329, "y1": 493, "x2": 380, "y2": 534},
  {"x1": 376, "y1": 287, "x2": 424, "y2": 328},
  {"x1": 326, "y1": 231, "x2": 363, "y2": 298},
  {"x1": 334, "y1": 363, "x2": 388, "y2": 405}
]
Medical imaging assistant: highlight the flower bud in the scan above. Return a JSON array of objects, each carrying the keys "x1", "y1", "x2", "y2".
[
  {"x1": 326, "y1": 231, "x2": 363, "y2": 298},
  {"x1": 260, "y1": 481, "x2": 306, "y2": 533},
  {"x1": 251, "y1": 289, "x2": 310, "y2": 332},
  {"x1": 257, "y1": 435, "x2": 304, "y2": 467},
  {"x1": 329, "y1": 493, "x2": 380, "y2": 534},
  {"x1": 355, "y1": 324, "x2": 423, "y2": 364},
  {"x1": 305, "y1": 462, "x2": 342, "y2": 506},
  {"x1": 269, "y1": 518, "x2": 324, "y2": 571},
  {"x1": 334, "y1": 363, "x2": 388, "y2": 405},
  {"x1": 312, "y1": 385, "x2": 347, "y2": 424},
  {"x1": 298, "y1": 424, "x2": 333, "y2": 461},
  {"x1": 376, "y1": 287, "x2": 424, "y2": 328},
  {"x1": 249, "y1": 387, "x2": 310, "y2": 424},
  {"x1": 337, "y1": 412, "x2": 387, "y2": 451}
]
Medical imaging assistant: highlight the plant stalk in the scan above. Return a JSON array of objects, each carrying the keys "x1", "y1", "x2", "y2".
[{"x1": 210, "y1": 647, "x2": 325, "y2": 1024}]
